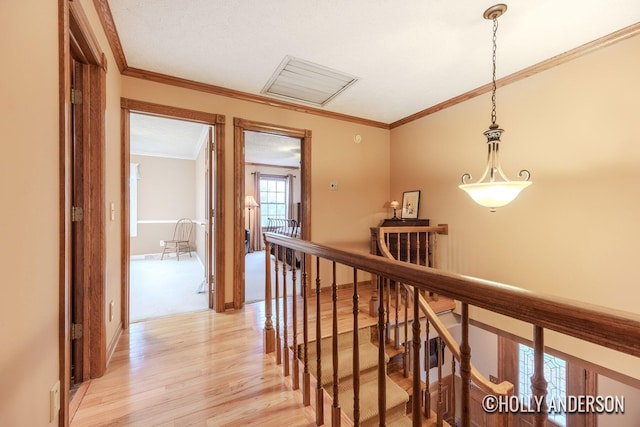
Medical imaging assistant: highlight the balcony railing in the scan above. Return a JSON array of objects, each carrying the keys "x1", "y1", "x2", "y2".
[{"x1": 262, "y1": 229, "x2": 640, "y2": 427}]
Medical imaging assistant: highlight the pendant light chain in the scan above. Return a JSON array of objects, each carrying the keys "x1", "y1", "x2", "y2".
[{"x1": 490, "y1": 16, "x2": 499, "y2": 127}]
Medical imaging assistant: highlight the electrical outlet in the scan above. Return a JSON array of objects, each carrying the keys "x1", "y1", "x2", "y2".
[
  {"x1": 490, "y1": 375, "x2": 499, "y2": 384},
  {"x1": 50, "y1": 380, "x2": 60, "y2": 422},
  {"x1": 109, "y1": 301, "x2": 115, "y2": 322},
  {"x1": 160, "y1": 240, "x2": 165, "y2": 247},
  {"x1": 329, "y1": 182, "x2": 338, "y2": 191}
]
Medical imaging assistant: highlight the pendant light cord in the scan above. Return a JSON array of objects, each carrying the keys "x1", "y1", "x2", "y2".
[{"x1": 490, "y1": 16, "x2": 499, "y2": 127}]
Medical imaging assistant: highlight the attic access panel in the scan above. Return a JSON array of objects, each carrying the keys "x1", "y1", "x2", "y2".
[{"x1": 262, "y1": 56, "x2": 358, "y2": 106}]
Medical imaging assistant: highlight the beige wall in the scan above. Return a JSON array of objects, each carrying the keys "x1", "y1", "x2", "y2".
[
  {"x1": 121, "y1": 76, "x2": 392, "y2": 303},
  {"x1": 0, "y1": 0, "x2": 122, "y2": 425},
  {"x1": 130, "y1": 155, "x2": 197, "y2": 255},
  {"x1": 4, "y1": 1, "x2": 636, "y2": 425},
  {"x1": 390, "y1": 34, "x2": 640, "y2": 381},
  {"x1": 0, "y1": 1, "x2": 60, "y2": 425}
]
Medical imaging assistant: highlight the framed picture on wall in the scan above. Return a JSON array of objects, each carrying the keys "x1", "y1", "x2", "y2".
[{"x1": 401, "y1": 190, "x2": 420, "y2": 219}]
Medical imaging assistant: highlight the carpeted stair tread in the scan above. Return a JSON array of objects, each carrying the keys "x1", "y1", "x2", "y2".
[
  {"x1": 341, "y1": 376, "x2": 409, "y2": 427},
  {"x1": 306, "y1": 341, "x2": 388, "y2": 387}
]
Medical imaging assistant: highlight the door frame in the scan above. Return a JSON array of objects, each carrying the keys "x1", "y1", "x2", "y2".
[
  {"x1": 60, "y1": 1, "x2": 108, "y2": 424},
  {"x1": 233, "y1": 118, "x2": 311, "y2": 309},
  {"x1": 120, "y1": 98, "x2": 226, "y2": 323}
]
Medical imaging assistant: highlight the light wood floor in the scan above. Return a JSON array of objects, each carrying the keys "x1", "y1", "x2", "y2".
[
  {"x1": 71, "y1": 302, "x2": 317, "y2": 427},
  {"x1": 71, "y1": 282, "x2": 454, "y2": 426}
]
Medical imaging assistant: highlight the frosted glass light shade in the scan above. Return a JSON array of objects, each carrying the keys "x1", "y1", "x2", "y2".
[{"x1": 459, "y1": 181, "x2": 531, "y2": 210}]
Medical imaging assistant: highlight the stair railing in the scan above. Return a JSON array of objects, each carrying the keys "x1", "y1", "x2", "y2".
[
  {"x1": 375, "y1": 225, "x2": 514, "y2": 426},
  {"x1": 263, "y1": 231, "x2": 640, "y2": 427}
]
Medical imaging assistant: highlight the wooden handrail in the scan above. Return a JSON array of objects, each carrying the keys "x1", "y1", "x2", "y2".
[
  {"x1": 264, "y1": 232, "x2": 640, "y2": 357},
  {"x1": 375, "y1": 225, "x2": 512, "y2": 397},
  {"x1": 406, "y1": 285, "x2": 513, "y2": 397}
]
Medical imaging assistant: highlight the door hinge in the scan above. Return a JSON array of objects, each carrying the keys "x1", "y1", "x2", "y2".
[
  {"x1": 210, "y1": 208, "x2": 215, "y2": 218},
  {"x1": 210, "y1": 142, "x2": 215, "y2": 152},
  {"x1": 71, "y1": 88, "x2": 83, "y2": 105},
  {"x1": 71, "y1": 323, "x2": 83, "y2": 340},
  {"x1": 71, "y1": 206, "x2": 84, "y2": 222}
]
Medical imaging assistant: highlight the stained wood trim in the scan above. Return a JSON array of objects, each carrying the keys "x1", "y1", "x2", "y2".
[
  {"x1": 120, "y1": 109, "x2": 130, "y2": 328},
  {"x1": 120, "y1": 99, "x2": 226, "y2": 316},
  {"x1": 234, "y1": 118, "x2": 311, "y2": 308},
  {"x1": 213, "y1": 116, "x2": 226, "y2": 313},
  {"x1": 69, "y1": 2, "x2": 104, "y2": 69},
  {"x1": 62, "y1": 1, "x2": 109, "y2": 424},
  {"x1": 121, "y1": 98, "x2": 218, "y2": 124},
  {"x1": 91, "y1": 0, "x2": 640, "y2": 130},
  {"x1": 92, "y1": 0, "x2": 127, "y2": 72},
  {"x1": 123, "y1": 67, "x2": 389, "y2": 129},
  {"x1": 391, "y1": 22, "x2": 640, "y2": 129},
  {"x1": 264, "y1": 233, "x2": 640, "y2": 358},
  {"x1": 59, "y1": 1, "x2": 72, "y2": 424}
]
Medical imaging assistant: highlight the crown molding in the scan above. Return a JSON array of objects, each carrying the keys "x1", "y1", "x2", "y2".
[{"x1": 94, "y1": 1, "x2": 640, "y2": 130}]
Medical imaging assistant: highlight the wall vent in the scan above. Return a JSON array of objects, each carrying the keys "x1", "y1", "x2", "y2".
[{"x1": 262, "y1": 56, "x2": 358, "y2": 106}]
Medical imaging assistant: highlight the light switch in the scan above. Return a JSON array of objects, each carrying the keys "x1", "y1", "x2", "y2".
[{"x1": 110, "y1": 202, "x2": 115, "y2": 221}]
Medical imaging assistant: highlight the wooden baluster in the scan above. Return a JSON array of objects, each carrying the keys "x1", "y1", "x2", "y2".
[
  {"x1": 292, "y1": 256, "x2": 299, "y2": 390},
  {"x1": 352, "y1": 269, "x2": 360, "y2": 426},
  {"x1": 460, "y1": 303, "x2": 471, "y2": 427},
  {"x1": 412, "y1": 287, "x2": 421, "y2": 427},
  {"x1": 395, "y1": 282, "x2": 401, "y2": 350},
  {"x1": 302, "y1": 255, "x2": 310, "y2": 406},
  {"x1": 424, "y1": 319, "x2": 431, "y2": 418},
  {"x1": 404, "y1": 231, "x2": 409, "y2": 263},
  {"x1": 437, "y1": 337, "x2": 443, "y2": 427},
  {"x1": 282, "y1": 247, "x2": 289, "y2": 377},
  {"x1": 385, "y1": 274, "x2": 390, "y2": 344},
  {"x1": 264, "y1": 241, "x2": 275, "y2": 353},
  {"x1": 377, "y1": 276, "x2": 387, "y2": 426},
  {"x1": 331, "y1": 261, "x2": 341, "y2": 427},
  {"x1": 314, "y1": 257, "x2": 323, "y2": 424},
  {"x1": 275, "y1": 245, "x2": 281, "y2": 365},
  {"x1": 403, "y1": 286, "x2": 409, "y2": 378},
  {"x1": 451, "y1": 354, "x2": 456, "y2": 425},
  {"x1": 532, "y1": 325, "x2": 548, "y2": 427}
]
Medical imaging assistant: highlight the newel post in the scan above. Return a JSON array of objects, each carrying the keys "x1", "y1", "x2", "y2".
[
  {"x1": 532, "y1": 325, "x2": 548, "y2": 427},
  {"x1": 263, "y1": 239, "x2": 275, "y2": 353}
]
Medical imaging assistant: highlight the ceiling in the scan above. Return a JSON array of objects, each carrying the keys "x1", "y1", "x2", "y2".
[
  {"x1": 109, "y1": 0, "x2": 640, "y2": 125},
  {"x1": 120, "y1": 1, "x2": 639, "y2": 164},
  {"x1": 130, "y1": 113, "x2": 301, "y2": 167}
]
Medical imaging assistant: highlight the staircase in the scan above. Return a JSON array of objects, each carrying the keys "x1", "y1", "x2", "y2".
[
  {"x1": 264, "y1": 225, "x2": 514, "y2": 426},
  {"x1": 301, "y1": 326, "x2": 413, "y2": 426}
]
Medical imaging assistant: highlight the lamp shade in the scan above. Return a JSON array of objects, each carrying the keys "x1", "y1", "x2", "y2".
[
  {"x1": 459, "y1": 181, "x2": 531, "y2": 210},
  {"x1": 389, "y1": 200, "x2": 400, "y2": 209},
  {"x1": 245, "y1": 195, "x2": 259, "y2": 208}
]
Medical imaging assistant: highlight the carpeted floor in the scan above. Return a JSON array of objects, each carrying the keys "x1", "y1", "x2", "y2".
[
  {"x1": 245, "y1": 250, "x2": 296, "y2": 304},
  {"x1": 130, "y1": 255, "x2": 207, "y2": 322},
  {"x1": 245, "y1": 250, "x2": 269, "y2": 303}
]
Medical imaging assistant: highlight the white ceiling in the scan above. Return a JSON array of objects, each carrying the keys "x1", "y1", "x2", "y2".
[
  {"x1": 110, "y1": 0, "x2": 640, "y2": 124},
  {"x1": 121, "y1": 1, "x2": 639, "y2": 163},
  {"x1": 130, "y1": 113, "x2": 301, "y2": 167}
]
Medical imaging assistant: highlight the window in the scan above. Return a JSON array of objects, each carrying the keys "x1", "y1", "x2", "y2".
[
  {"x1": 518, "y1": 344, "x2": 567, "y2": 426},
  {"x1": 259, "y1": 176, "x2": 287, "y2": 227}
]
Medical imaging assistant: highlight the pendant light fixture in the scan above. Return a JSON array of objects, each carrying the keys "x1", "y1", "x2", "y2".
[{"x1": 459, "y1": 4, "x2": 531, "y2": 212}]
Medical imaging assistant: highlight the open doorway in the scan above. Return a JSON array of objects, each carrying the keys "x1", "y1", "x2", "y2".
[
  {"x1": 233, "y1": 118, "x2": 311, "y2": 309},
  {"x1": 244, "y1": 131, "x2": 302, "y2": 303},
  {"x1": 121, "y1": 99, "x2": 225, "y2": 328},
  {"x1": 128, "y1": 113, "x2": 210, "y2": 321}
]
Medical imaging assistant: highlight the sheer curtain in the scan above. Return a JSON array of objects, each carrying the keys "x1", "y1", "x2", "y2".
[{"x1": 251, "y1": 171, "x2": 262, "y2": 251}]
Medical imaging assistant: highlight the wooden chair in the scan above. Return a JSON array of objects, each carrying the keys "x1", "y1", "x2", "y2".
[{"x1": 161, "y1": 218, "x2": 194, "y2": 261}]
